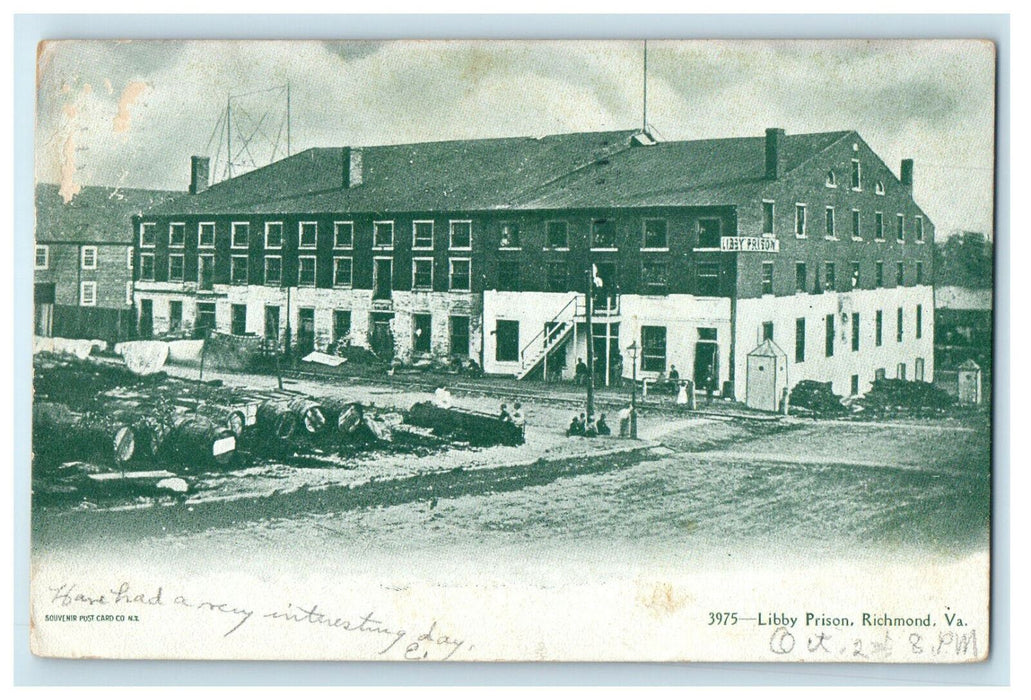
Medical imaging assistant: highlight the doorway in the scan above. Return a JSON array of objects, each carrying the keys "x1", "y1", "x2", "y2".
[
  {"x1": 139, "y1": 299, "x2": 154, "y2": 339},
  {"x1": 694, "y1": 342, "x2": 719, "y2": 393},
  {"x1": 297, "y1": 307, "x2": 316, "y2": 356},
  {"x1": 264, "y1": 305, "x2": 280, "y2": 347},
  {"x1": 370, "y1": 312, "x2": 395, "y2": 359}
]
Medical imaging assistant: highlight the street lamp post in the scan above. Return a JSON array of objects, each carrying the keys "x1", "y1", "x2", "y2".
[{"x1": 627, "y1": 340, "x2": 639, "y2": 439}]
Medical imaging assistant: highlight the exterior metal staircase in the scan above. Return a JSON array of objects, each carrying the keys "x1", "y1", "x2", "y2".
[{"x1": 516, "y1": 293, "x2": 620, "y2": 380}]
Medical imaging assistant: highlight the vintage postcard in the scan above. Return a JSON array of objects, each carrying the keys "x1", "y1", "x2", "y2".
[{"x1": 29, "y1": 39, "x2": 994, "y2": 662}]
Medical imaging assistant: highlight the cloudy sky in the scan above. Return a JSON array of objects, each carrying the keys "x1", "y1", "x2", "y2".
[{"x1": 36, "y1": 39, "x2": 995, "y2": 237}]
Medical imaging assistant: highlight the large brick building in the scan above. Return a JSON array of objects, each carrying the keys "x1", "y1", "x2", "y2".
[
  {"x1": 34, "y1": 184, "x2": 180, "y2": 343},
  {"x1": 133, "y1": 128, "x2": 934, "y2": 402}
]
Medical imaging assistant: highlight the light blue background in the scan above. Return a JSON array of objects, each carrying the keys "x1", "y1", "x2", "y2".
[{"x1": 13, "y1": 12, "x2": 1010, "y2": 686}]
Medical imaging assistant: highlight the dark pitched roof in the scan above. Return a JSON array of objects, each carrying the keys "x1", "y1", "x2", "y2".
[
  {"x1": 35, "y1": 183, "x2": 182, "y2": 243},
  {"x1": 147, "y1": 128, "x2": 854, "y2": 216}
]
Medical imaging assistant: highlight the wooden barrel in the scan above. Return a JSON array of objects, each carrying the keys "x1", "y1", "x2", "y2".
[
  {"x1": 163, "y1": 416, "x2": 236, "y2": 467},
  {"x1": 256, "y1": 401, "x2": 298, "y2": 442},
  {"x1": 286, "y1": 397, "x2": 327, "y2": 434},
  {"x1": 320, "y1": 398, "x2": 364, "y2": 435}
]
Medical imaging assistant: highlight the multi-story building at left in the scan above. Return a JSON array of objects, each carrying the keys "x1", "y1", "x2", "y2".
[{"x1": 34, "y1": 183, "x2": 181, "y2": 342}]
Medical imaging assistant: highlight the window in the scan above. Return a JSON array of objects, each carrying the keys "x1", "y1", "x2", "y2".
[
  {"x1": 795, "y1": 204, "x2": 807, "y2": 237},
  {"x1": 824, "y1": 261, "x2": 836, "y2": 291},
  {"x1": 374, "y1": 221, "x2": 394, "y2": 248},
  {"x1": 825, "y1": 207, "x2": 835, "y2": 238},
  {"x1": 373, "y1": 258, "x2": 393, "y2": 299},
  {"x1": 762, "y1": 201, "x2": 775, "y2": 235},
  {"x1": 333, "y1": 257, "x2": 353, "y2": 288},
  {"x1": 547, "y1": 262, "x2": 567, "y2": 292},
  {"x1": 231, "y1": 304, "x2": 247, "y2": 336},
  {"x1": 413, "y1": 221, "x2": 434, "y2": 249},
  {"x1": 499, "y1": 222, "x2": 520, "y2": 249},
  {"x1": 34, "y1": 245, "x2": 48, "y2": 270},
  {"x1": 875, "y1": 367, "x2": 886, "y2": 381},
  {"x1": 915, "y1": 216, "x2": 925, "y2": 242},
  {"x1": 169, "y1": 223, "x2": 185, "y2": 247},
  {"x1": 80, "y1": 281, "x2": 97, "y2": 307},
  {"x1": 698, "y1": 218, "x2": 721, "y2": 248},
  {"x1": 140, "y1": 222, "x2": 156, "y2": 247},
  {"x1": 875, "y1": 181, "x2": 886, "y2": 195},
  {"x1": 641, "y1": 261, "x2": 668, "y2": 295},
  {"x1": 334, "y1": 221, "x2": 354, "y2": 249},
  {"x1": 546, "y1": 221, "x2": 568, "y2": 249},
  {"x1": 264, "y1": 256, "x2": 282, "y2": 286},
  {"x1": 825, "y1": 314, "x2": 835, "y2": 357},
  {"x1": 875, "y1": 310, "x2": 883, "y2": 347},
  {"x1": 850, "y1": 374, "x2": 860, "y2": 396},
  {"x1": 591, "y1": 219, "x2": 616, "y2": 249},
  {"x1": 826, "y1": 170, "x2": 837, "y2": 187},
  {"x1": 495, "y1": 320, "x2": 519, "y2": 363},
  {"x1": 697, "y1": 262, "x2": 720, "y2": 296},
  {"x1": 198, "y1": 254, "x2": 214, "y2": 291},
  {"x1": 761, "y1": 321, "x2": 774, "y2": 342},
  {"x1": 196, "y1": 302, "x2": 216, "y2": 336},
  {"x1": 761, "y1": 262, "x2": 774, "y2": 295},
  {"x1": 875, "y1": 261, "x2": 884, "y2": 287},
  {"x1": 449, "y1": 258, "x2": 471, "y2": 291},
  {"x1": 915, "y1": 357, "x2": 925, "y2": 382},
  {"x1": 875, "y1": 212, "x2": 885, "y2": 240},
  {"x1": 916, "y1": 261, "x2": 924, "y2": 285},
  {"x1": 298, "y1": 256, "x2": 317, "y2": 287},
  {"x1": 125, "y1": 280, "x2": 133, "y2": 305},
  {"x1": 198, "y1": 222, "x2": 216, "y2": 248},
  {"x1": 795, "y1": 318, "x2": 806, "y2": 363},
  {"x1": 497, "y1": 260, "x2": 520, "y2": 291},
  {"x1": 795, "y1": 261, "x2": 807, "y2": 292},
  {"x1": 896, "y1": 214, "x2": 905, "y2": 242},
  {"x1": 897, "y1": 307, "x2": 904, "y2": 343},
  {"x1": 299, "y1": 222, "x2": 318, "y2": 248},
  {"x1": 232, "y1": 222, "x2": 250, "y2": 249},
  {"x1": 851, "y1": 312, "x2": 860, "y2": 351},
  {"x1": 851, "y1": 159, "x2": 862, "y2": 190},
  {"x1": 231, "y1": 255, "x2": 248, "y2": 284},
  {"x1": 851, "y1": 261, "x2": 861, "y2": 288},
  {"x1": 449, "y1": 220, "x2": 472, "y2": 250},
  {"x1": 81, "y1": 246, "x2": 97, "y2": 270},
  {"x1": 140, "y1": 254, "x2": 155, "y2": 281},
  {"x1": 897, "y1": 363, "x2": 907, "y2": 381},
  {"x1": 169, "y1": 300, "x2": 183, "y2": 331},
  {"x1": 404, "y1": 313, "x2": 431, "y2": 355},
  {"x1": 641, "y1": 325, "x2": 667, "y2": 372},
  {"x1": 265, "y1": 222, "x2": 283, "y2": 249},
  {"x1": 450, "y1": 316, "x2": 470, "y2": 357},
  {"x1": 126, "y1": 248, "x2": 133, "y2": 270},
  {"x1": 896, "y1": 262, "x2": 905, "y2": 286},
  {"x1": 852, "y1": 209, "x2": 861, "y2": 239},
  {"x1": 412, "y1": 258, "x2": 434, "y2": 290},
  {"x1": 643, "y1": 219, "x2": 668, "y2": 248},
  {"x1": 333, "y1": 310, "x2": 351, "y2": 344},
  {"x1": 916, "y1": 305, "x2": 923, "y2": 339},
  {"x1": 168, "y1": 254, "x2": 184, "y2": 281}
]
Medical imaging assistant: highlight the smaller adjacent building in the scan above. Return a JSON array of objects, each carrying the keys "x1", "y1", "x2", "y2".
[
  {"x1": 934, "y1": 285, "x2": 992, "y2": 403},
  {"x1": 34, "y1": 184, "x2": 181, "y2": 343}
]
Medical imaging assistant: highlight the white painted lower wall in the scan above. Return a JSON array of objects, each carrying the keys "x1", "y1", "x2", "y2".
[{"x1": 734, "y1": 285, "x2": 935, "y2": 400}]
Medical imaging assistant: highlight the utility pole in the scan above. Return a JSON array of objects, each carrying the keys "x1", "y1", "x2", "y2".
[
  {"x1": 643, "y1": 39, "x2": 648, "y2": 134},
  {"x1": 628, "y1": 340, "x2": 639, "y2": 439},
  {"x1": 585, "y1": 267, "x2": 595, "y2": 423}
]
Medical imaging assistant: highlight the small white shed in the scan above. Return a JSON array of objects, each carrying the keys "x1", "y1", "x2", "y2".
[
  {"x1": 957, "y1": 359, "x2": 983, "y2": 405},
  {"x1": 746, "y1": 339, "x2": 788, "y2": 412}
]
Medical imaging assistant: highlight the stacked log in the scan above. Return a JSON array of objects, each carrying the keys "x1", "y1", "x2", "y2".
[
  {"x1": 405, "y1": 401, "x2": 524, "y2": 447},
  {"x1": 256, "y1": 400, "x2": 299, "y2": 442},
  {"x1": 161, "y1": 416, "x2": 236, "y2": 468},
  {"x1": 286, "y1": 397, "x2": 327, "y2": 434},
  {"x1": 319, "y1": 397, "x2": 365, "y2": 436},
  {"x1": 33, "y1": 402, "x2": 137, "y2": 466}
]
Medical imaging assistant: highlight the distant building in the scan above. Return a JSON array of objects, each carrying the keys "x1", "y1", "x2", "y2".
[
  {"x1": 133, "y1": 128, "x2": 935, "y2": 402},
  {"x1": 934, "y1": 285, "x2": 992, "y2": 373},
  {"x1": 34, "y1": 184, "x2": 181, "y2": 342}
]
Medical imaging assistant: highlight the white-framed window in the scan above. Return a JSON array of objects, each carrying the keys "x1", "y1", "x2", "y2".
[
  {"x1": 81, "y1": 246, "x2": 98, "y2": 270},
  {"x1": 851, "y1": 158, "x2": 862, "y2": 190},
  {"x1": 896, "y1": 214, "x2": 905, "y2": 242},
  {"x1": 333, "y1": 221, "x2": 354, "y2": 249},
  {"x1": 34, "y1": 245, "x2": 49, "y2": 270},
  {"x1": 851, "y1": 209, "x2": 862, "y2": 240},
  {"x1": 333, "y1": 256, "x2": 352, "y2": 288},
  {"x1": 139, "y1": 253, "x2": 155, "y2": 281},
  {"x1": 198, "y1": 222, "x2": 216, "y2": 248},
  {"x1": 795, "y1": 204, "x2": 807, "y2": 238},
  {"x1": 298, "y1": 255, "x2": 317, "y2": 287},
  {"x1": 80, "y1": 281, "x2": 97, "y2": 307},
  {"x1": 168, "y1": 253, "x2": 185, "y2": 281},
  {"x1": 875, "y1": 212, "x2": 885, "y2": 240},
  {"x1": 168, "y1": 222, "x2": 186, "y2": 247},
  {"x1": 590, "y1": 218, "x2": 617, "y2": 250},
  {"x1": 125, "y1": 281, "x2": 133, "y2": 306},
  {"x1": 642, "y1": 218, "x2": 668, "y2": 249},
  {"x1": 126, "y1": 248, "x2": 133, "y2": 270},
  {"x1": 824, "y1": 206, "x2": 836, "y2": 239},
  {"x1": 825, "y1": 170, "x2": 837, "y2": 188},
  {"x1": 412, "y1": 220, "x2": 434, "y2": 250},
  {"x1": 449, "y1": 220, "x2": 472, "y2": 250},
  {"x1": 412, "y1": 257, "x2": 434, "y2": 290},
  {"x1": 231, "y1": 255, "x2": 249, "y2": 284},
  {"x1": 373, "y1": 220, "x2": 394, "y2": 248},
  {"x1": 139, "y1": 222, "x2": 156, "y2": 247},
  {"x1": 449, "y1": 258, "x2": 471, "y2": 291},
  {"x1": 264, "y1": 255, "x2": 282, "y2": 286},
  {"x1": 875, "y1": 181, "x2": 886, "y2": 196},
  {"x1": 231, "y1": 221, "x2": 250, "y2": 249},
  {"x1": 265, "y1": 221, "x2": 284, "y2": 249},
  {"x1": 299, "y1": 221, "x2": 318, "y2": 249},
  {"x1": 915, "y1": 216, "x2": 925, "y2": 243}
]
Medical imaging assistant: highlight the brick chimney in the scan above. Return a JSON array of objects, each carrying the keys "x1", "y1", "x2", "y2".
[
  {"x1": 900, "y1": 158, "x2": 914, "y2": 189},
  {"x1": 765, "y1": 128, "x2": 786, "y2": 180},
  {"x1": 189, "y1": 156, "x2": 210, "y2": 195},
  {"x1": 345, "y1": 147, "x2": 363, "y2": 188}
]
